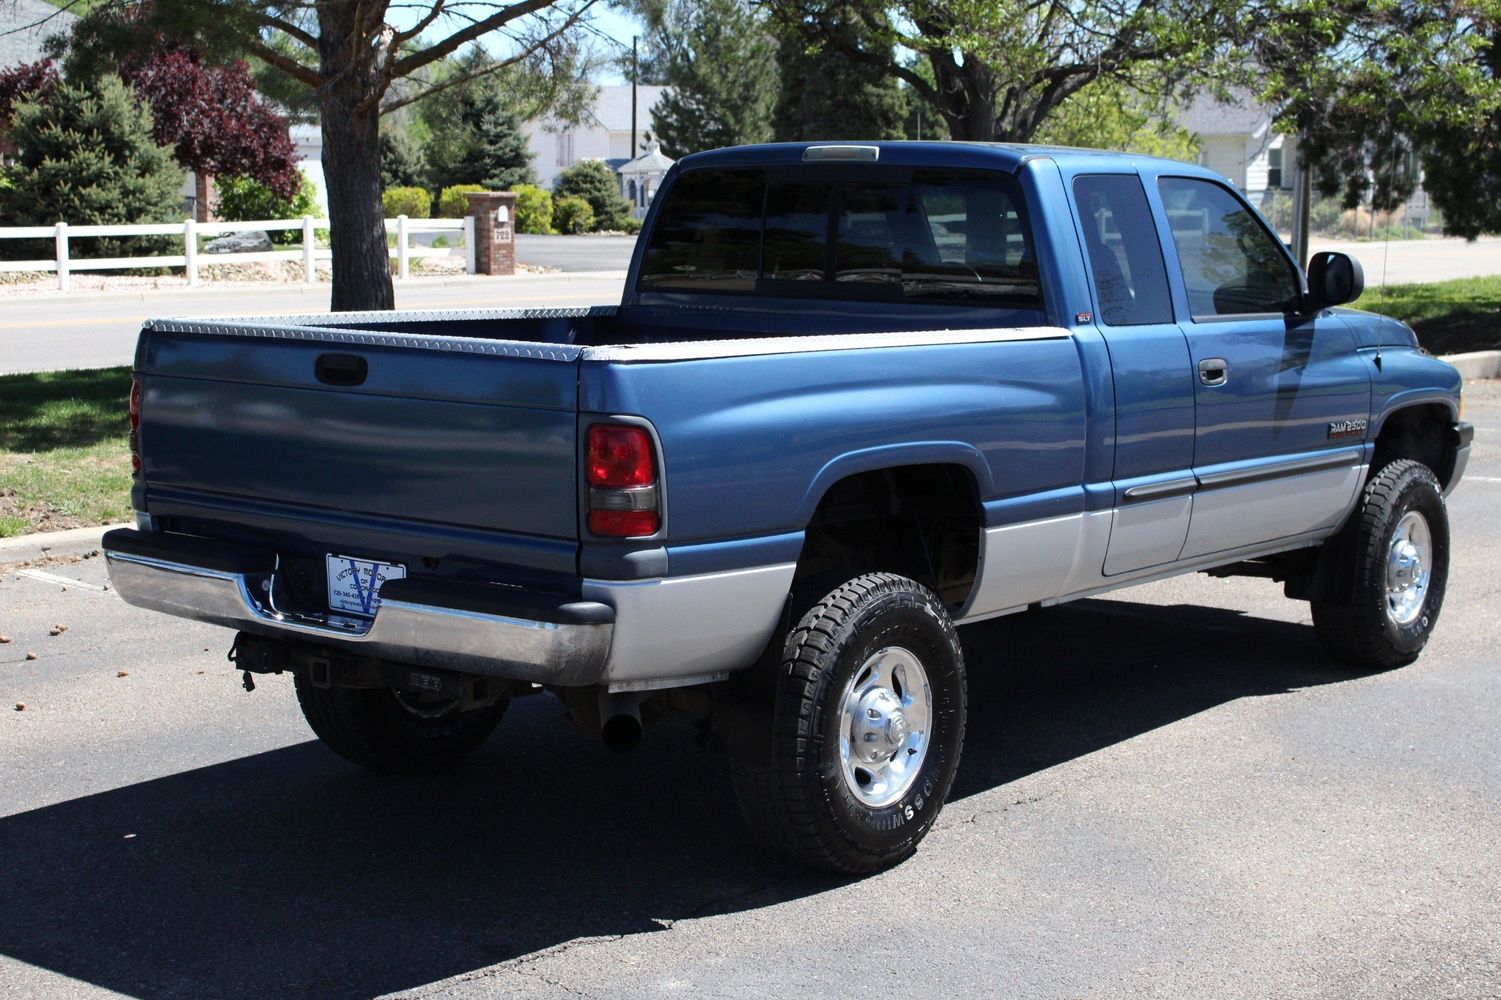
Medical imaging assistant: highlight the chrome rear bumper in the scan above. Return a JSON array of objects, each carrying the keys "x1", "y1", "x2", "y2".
[{"x1": 103, "y1": 532, "x2": 613, "y2": 685}]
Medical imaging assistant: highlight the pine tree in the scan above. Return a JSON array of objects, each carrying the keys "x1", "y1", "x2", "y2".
[
  {"x1": 772, "y1": 15, "x2": 905, "y2": 142},
  {"x1": 380, "y1": 129, "x2": 427, "y2": 191},
  {"x1": 634, "y1": 0, "x2": 779, "y2": 157},
  {"x1": 424, "y1": 77, "x2": 537, "y2": 193},
  {"x1": 0, "y1": 75, "x2": 184, "y2": 260}
]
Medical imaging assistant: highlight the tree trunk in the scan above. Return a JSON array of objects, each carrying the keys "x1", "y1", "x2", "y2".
[{"x1": 317, "y1": 4, "x2": 394, "y2": 312}]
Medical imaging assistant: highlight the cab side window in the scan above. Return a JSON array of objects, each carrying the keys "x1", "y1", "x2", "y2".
[
  {"x1": 1157, "y1": 177, "x2": 1299, "y2": 319},
  {"x1": 1072, "y1": 175, "x2": 1173, "y2": 326}
]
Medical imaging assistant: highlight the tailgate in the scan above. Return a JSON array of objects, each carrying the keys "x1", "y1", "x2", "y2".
[{"x1": 136, "y1": 323, "x2": 582, "y2": 563}]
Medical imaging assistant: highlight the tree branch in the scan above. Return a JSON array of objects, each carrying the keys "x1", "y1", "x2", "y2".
[
  {"x1": 251, "y1": 12, "x2": 320, "y2": 49},
  {"x1": 379, "y1": 27, "x2": 568, "y2": 112},
  {"x1": 393, "y1": 0, "x2": 447, "y2": 44},
  {"x1": 389, "y1": 0, "x2": 596, "y2": 78},
  {"x1": 242, "y1": 34, "x2": 324, "y2": 88}
]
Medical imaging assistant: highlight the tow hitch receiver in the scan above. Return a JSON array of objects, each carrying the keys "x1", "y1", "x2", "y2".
[{"x1": 229, "y1": 632, "x2": 508, "y2": 710}]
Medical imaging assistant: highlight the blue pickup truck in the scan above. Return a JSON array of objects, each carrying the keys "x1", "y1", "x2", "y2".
[{"x1": 104, "y1": 141, "x2": 1471, "y2": 873}]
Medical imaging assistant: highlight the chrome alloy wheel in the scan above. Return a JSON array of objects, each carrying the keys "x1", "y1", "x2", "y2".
[
  {"x1": 837, "y1": 646, "x2": 933, "y2": 807},
  {"x1": 1385, "y1": 510, "x2": 1432, "y2": 627}
]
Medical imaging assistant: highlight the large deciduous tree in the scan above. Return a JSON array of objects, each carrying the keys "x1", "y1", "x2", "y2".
[
  {"x1": 1253, "y1": 1, "x2": 1501, "y2": 238},
  {"x1": 767, "y1": 0, "x2": 1239, "y2": 143},
  {"x1": 65, "y1": 0, "x2": 596, "y2": 310},
  {"x1": 122, "y1": 47, "x2": 300, "y2": 218}
]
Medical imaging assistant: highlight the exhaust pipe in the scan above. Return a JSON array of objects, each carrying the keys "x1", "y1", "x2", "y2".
[{"x1": 599, "y1": 691, "x2": 643, "y2": 753}]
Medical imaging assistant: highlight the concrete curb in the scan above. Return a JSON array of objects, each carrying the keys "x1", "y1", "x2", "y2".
[
  {"x1": 1446, "y1": 350, "x2": 1501, "y2": 381},
  {"x1": 0, "y1": 523, "x2": 128, "y2": 568}
]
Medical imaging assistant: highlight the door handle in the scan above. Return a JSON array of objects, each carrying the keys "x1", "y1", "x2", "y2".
[{"x1": 1198, "y1": 358, "x2": 1228, "y2": 387}]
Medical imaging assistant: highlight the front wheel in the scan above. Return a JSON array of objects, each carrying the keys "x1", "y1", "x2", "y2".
[
  {"x1": 729, "y1": 573, "x2": 967, "y2": 873},
  {"x1": 1312, "y1": 459, "x2": 1450, "y2": 669},
  {"x1": 294, "y1": 675, "x2": 507, "y2": 773}
]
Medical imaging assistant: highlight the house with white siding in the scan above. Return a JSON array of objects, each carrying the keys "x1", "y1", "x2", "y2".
[
  {"x1": 525, "y1": 84, "x2": 673, "y2": 216},
  {"x1": 1176, "y1": 90, "x2": 1297, "y2": 204}
]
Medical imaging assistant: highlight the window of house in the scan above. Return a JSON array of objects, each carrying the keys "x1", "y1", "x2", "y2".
[
  {"x1": 1157, "y1": 177, "x2": 1300, "y2": 318},
  {"x1": 1072, "y1": 175, "x2": 1173, "y2": 326},
  {"x1": 1267, "y1": 147, "x2": 1284, "y2": 190}
]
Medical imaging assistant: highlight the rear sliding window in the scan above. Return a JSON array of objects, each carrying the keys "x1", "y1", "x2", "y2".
[{"x1": 638, "y1": 167, "x2": 1042, "y2": 309}]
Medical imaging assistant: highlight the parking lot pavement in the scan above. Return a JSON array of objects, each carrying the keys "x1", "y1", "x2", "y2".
[{"x1": 2, "y1": 383, "x2": 1498, "y2": 999}]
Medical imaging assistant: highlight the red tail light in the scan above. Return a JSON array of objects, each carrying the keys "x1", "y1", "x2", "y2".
[
  {"x1": 587, "y1": 425, "x2": 656, "y2": 487},
  {"x1": 586, "y1": 423, "x2": 659, "y2": 536},
  {"x1": 129, "y1": 378, "x2": 142, "y2": 476}
]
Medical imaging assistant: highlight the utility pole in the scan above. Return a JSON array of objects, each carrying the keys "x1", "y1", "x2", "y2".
[{"x1": 631, "y1": 36, "x2": 639, "y2": 157}]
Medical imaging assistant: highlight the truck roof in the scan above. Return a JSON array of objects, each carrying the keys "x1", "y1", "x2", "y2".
[{"x1": 677, "y1": 140, "x2": 1207, "y2": 177}]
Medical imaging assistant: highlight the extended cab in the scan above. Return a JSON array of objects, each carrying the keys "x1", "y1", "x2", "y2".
[{"x1": 105, "y1": 142, "x2": 1472, "y2": 872}]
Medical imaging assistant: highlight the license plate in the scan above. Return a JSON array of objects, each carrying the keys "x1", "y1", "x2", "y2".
[{"x1": 325, "y1": 554, "x2": 407, "y2": 616}]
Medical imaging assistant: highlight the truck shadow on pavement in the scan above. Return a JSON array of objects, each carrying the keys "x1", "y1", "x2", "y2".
[{"x1": 0, "y1": 597, "x2": 1365, "y2": 998}]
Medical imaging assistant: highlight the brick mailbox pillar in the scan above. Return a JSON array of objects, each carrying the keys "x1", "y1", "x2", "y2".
[{"x1": 465, "y1": 191, "x2": 518, "y2": 275}]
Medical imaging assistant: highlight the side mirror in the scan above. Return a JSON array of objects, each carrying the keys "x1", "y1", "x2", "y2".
[{"x1": 1305, "y1": 251, "x2": 1364, "y2": 310}]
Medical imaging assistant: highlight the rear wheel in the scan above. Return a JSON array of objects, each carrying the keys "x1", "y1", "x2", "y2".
[
  {"x1": 728, "y1": 573, "x2": 966, "y2": 873},
  {"x1": 294, "y1": 675, "x2": 506, "y2": 773},
  {"x1": 1312, "y1": 459, "x2": 1450, "y2": 669}
]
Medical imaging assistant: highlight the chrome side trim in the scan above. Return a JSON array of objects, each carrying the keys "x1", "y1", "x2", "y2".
[
  {"x1": 1195, "y1": 448, "x2": 1362, "y2": 490},
  {"x1": 1122, "y1": 477, "x2": 1198, "y2": 501},
  {"x1": 584, "y1": 563, "x2": 797, "y2": 683},
  {"x1": 581, "y1": 326, "x2": 1070, "y2": 363},
  {"x1": 104, "y1": 551, "x2": 613, "y2": 685}
]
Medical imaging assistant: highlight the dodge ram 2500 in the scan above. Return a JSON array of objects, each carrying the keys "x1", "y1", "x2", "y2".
[{"x1": 104, "y1": 141, "x2": 1471, "y2": 872}]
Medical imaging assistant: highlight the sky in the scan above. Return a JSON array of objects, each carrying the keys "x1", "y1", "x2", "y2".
[{"x1": 586, "y1": 6, "x2": 648, "y2": 84}]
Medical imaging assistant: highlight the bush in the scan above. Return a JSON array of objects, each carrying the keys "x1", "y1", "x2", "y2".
[
  {"x1": 438, "y1": 183, "x2": 486, "y2": 219},
  {"x1": 216, "y1": 173, "x2": 320, "y2": 245},
  {"x1": 382, "y1": 186, "x2": 432, "y2": 219},
  {"x1": 514, "y1": 183, "x2": 554, "y2": 234},
  {"x1": 621, "y1": 215, "x2": 643, "y2": 235},
  {"x1": 554, "y1": 160, "x2": 633, "y2": 231},
  {"x1": 552, "y1": 195, "x2": 595, "y2": 234}
]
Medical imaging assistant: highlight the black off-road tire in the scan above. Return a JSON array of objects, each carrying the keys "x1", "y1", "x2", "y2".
[
  {"x1": 728, "y1": 573, "x2": 966, "y2": 874},
  {"x1": 294, "y1": 675, "x2": 506, "y2": 774},
  {"x1": 1312, "y1": 459, "x2": 1450, "y2": 669}
]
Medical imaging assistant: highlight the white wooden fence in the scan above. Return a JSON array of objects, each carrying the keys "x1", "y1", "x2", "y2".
[{"x1": 0, "y1": 215, "x2": 478, "y2": 291}]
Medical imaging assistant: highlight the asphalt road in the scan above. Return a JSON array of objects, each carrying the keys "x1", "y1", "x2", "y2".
[
  {"x1": 517, "y1": 233, "x2": 637, "y2": 272},
  {"x1": 2, "y1": 386, "x2": 1499, "y2": 998}
]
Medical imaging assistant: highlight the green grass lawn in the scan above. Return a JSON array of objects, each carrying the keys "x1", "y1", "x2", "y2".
[
  {"x1": 0, "y1": 367, "x2": 133, "y2": 538},
  {"x1": 1355, "y1": 275, "x2": 1501, "y2": 355}
]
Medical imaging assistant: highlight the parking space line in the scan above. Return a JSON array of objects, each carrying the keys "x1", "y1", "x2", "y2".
[{"x1": 16, "y1": 569, "x2": 109, "y2": 593}]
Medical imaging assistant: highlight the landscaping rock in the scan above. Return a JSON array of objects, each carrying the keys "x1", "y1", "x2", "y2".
[{"x1": 204, "y1": 231, "x2": 273, "y2": 254}]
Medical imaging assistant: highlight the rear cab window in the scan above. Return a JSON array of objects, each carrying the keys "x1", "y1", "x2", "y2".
[{"x1": 638, "y1": 165, "x2": 1044, "y2": 313}]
